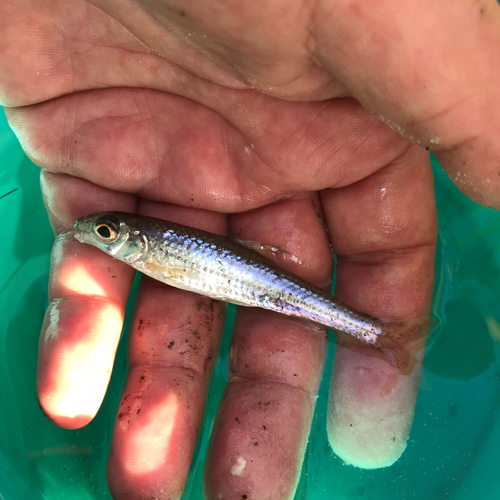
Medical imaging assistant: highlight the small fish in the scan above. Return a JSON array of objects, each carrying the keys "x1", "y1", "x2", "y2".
[{"x1": 74, "y1": 212, "x2": 425, "y2": 372}]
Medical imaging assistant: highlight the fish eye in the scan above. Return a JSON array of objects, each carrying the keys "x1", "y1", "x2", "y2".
[
  {"x1": 93, "y1": 215, "x2": 121, "y2": 241},
  {"x1": 95, "y1": 224, "x2": 115, "y2": 239}
]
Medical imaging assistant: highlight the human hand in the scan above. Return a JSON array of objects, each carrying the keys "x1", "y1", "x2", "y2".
[{"x1": 1, "y1": 1, "x2": 498, "y2": 499}]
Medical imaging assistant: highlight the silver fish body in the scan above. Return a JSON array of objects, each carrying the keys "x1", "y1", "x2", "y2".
[{"x1": 74, "y1": 211, "x2": 385, "y2": 345}]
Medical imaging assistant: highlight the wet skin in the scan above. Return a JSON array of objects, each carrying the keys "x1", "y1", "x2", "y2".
[{"x1": 1, "y1": 0, "x2": 500, "y2": 498}]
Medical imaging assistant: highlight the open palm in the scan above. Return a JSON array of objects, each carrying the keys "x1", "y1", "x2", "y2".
[{"x1": 2, "y1": 0, "x2": 499, "y2": 498}]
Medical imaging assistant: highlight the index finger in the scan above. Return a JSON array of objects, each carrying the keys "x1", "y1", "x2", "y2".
[{"x1": 37, "y1": 170, "x2": 137, "y2": 428}]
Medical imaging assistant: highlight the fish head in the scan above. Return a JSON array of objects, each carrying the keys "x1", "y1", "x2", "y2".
[{"x1": 74, "y1": 212, "x2": 148, "y2": 263}]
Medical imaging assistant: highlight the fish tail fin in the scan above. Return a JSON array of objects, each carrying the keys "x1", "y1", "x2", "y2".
[{"x1": 374, "y1": 318, "x2": 435, "y2": 375}]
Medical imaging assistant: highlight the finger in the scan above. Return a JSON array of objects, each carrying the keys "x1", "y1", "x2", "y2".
[
  {"x1": 321, "y1": 144, "x2": 437, "y2": 468},
  {"x1": 106, "y1": 201, "x2": 227, "y2": 499},
  {"x1": 37, "y1": 171, "x2": 136, "y2": 429},
  {"x1": 6, "y1": 87, "x2": 409, "y2": 212},
  {"x1": 314, "y1": 0, "x2": 500, "y2": 208},
  {"x1": 204, "y1": 197, "x2": 332, "y2": 500}
]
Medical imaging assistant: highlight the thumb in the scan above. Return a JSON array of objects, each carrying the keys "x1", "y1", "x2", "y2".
[{"x1": 316, "y1": 0, "x2": 500, "y2": 208}]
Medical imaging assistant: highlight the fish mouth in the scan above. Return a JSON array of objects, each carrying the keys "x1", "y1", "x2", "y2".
[
  {"x1": 73, "y1": 216, "x2": 94, "y2": 244},
  {"x1": 74, "y1": 219, "x2": 84, "y2": 243},
  {"x1": 74, "y1": 230, "x2": 85, "y2": 244},
  {"x1": 73, "y1": 224, "x2": 83, "y2": 243}
]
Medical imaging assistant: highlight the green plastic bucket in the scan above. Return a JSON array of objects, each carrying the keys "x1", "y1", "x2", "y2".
[{"x1": 1, "y1": 108, "x2": 499, "y2": 500}]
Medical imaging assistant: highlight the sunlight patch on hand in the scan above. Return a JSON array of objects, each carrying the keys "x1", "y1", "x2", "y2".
[
  {"x1": 41, "y1": 302, "x2": 122, "y2": 420},
  {"x1": 52, "y1": 234, "x2": 107, "y2": 297},
  {"x1": 60, "y1": 262, "x2": 107, "y2": 297},
  {"x1": 125, "y1": 391, "x2": 180, "y2": 475}
]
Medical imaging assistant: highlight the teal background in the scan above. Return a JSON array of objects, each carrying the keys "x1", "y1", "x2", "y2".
[{"x1": 1, "y1": 108, "x2": 499, "y2": 499}]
